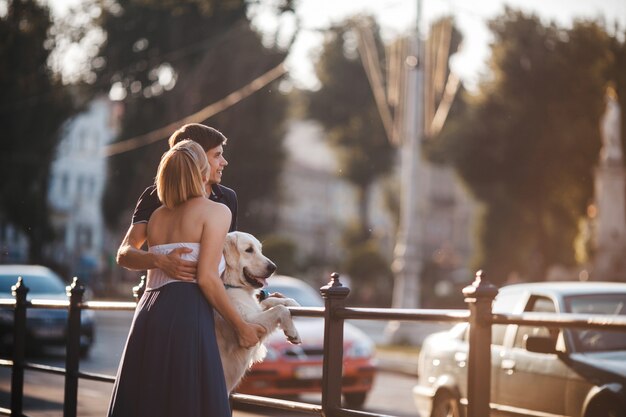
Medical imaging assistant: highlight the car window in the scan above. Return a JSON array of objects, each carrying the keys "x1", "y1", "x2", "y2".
[
  {"x1": 493, "y1": 290, "x2": 524, "y2": 314},
  {"x1": 513, "y1": 296, "x2": 556, "y2": 349},
  {"x1": 0, "y1": 273, "x2": 67, "y2": 295},
  {"x1": 491, "y1": 289, "x2": 524, "y2": 346},
  {"x1": 565, "y1": 293, "x2": 626, "y2": 315},
  {"x1": 265, "y1": 283, "x2": 324, "y2": 307},
  {"x1": 565, "y1": 293, "x2": 626, "y2": 352},
  {"x1": 460, "y1": 322, "x2": 506, "y2": 346}
]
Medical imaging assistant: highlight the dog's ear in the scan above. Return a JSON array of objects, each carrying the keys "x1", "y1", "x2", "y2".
[{"x1": 223, "y1": 232, "x2": 240, "y2": 268}]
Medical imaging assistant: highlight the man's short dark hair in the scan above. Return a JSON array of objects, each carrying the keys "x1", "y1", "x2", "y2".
[{"x1": 168, "y1": 123, "x2": 227, "y2": 152}]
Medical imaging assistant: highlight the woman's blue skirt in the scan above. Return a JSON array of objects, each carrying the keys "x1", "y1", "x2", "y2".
[{"x1": 107, "y1": 282, "x2": 231, "y2": 417}]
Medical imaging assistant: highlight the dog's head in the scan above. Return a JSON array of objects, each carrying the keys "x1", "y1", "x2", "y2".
[{"x1": 223, "y1": 231, "x2": 277, "y2": 289}]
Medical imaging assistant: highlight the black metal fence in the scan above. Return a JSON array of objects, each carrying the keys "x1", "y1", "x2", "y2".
[{"x1": 1, "y1": 271, "x2": 626, "y2": 417}]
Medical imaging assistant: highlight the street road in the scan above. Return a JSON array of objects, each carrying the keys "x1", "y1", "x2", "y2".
[{"x1": 0, "y1": 311, "x2": 420, "y2": 417}]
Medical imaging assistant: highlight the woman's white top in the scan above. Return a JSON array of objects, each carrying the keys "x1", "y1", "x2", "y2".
[{"x1": 146, "y1": 242, "x2": 226, "y2": 290}]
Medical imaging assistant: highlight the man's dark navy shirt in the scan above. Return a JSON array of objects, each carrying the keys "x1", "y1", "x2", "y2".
[{"x1": 131, "y1": 184, "x2": 238, "y2": 232}]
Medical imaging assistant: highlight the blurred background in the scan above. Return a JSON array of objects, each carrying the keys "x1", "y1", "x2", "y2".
[{"x1": 1, "y1": 0, "x2": 625, "y2": 312}]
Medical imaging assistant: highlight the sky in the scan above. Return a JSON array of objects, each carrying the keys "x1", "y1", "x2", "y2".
[
  {"x1": 51, "y1": 0, "x2": 626, "y2": 91},
  {"x1": 255, "y1": 0, "x2": 626, "y2": 91}
]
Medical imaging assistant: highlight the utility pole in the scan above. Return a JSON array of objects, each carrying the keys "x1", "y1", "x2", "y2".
[{"x1": 385, "y1": 0, "x2": 425, "y2": 344}]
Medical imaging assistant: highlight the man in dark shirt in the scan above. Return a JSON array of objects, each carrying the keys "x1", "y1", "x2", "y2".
[
  {"x1": 131, "y1": 177, "x2": 237, "y2": 232},
  {"x1": 116, "y1": 123, "x2": 237, "y2": 280}
]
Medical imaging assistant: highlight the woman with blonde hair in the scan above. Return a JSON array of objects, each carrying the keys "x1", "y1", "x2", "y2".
[{"x1": 108, "y1": 140, "x2": 264, "y2": 417}]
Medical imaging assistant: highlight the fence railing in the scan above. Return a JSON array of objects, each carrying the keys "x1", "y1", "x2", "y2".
[{"x1": 1, "y1": 271, "x2": 626, "y2": 417}]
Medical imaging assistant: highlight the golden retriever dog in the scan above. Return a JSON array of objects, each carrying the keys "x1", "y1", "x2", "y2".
[{"x1": 215, "y1": 231, "x2": 301, "y2": 392}]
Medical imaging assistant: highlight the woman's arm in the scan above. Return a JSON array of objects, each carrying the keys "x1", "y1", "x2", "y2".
[
  {"x1": 117, "y1": 223, "x2": 196, "y2": 279},
  {"x1": 196, "y1": 203, "x2": 263, "y2": 348}
]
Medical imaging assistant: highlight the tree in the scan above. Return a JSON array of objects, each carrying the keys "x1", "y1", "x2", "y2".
[
  {"x1": 610, "y1": 28, "x2": 626, "y2": 158},
  {"x1": 0, "y1": 0, "x2": 74, "y2": 262},
  {"x1": 261, "y1": 234, "x2": 299, "y2": 276},
  {"x1": 94, "y1": 0, "x2": 293, "y2": 236},
  {"x1": 306, "y1": 16, "x2": 396, "y2": 241},
  {"x1": 342, "y1": 239, "x2": 393, "y2": 306},
  {"x1": 430, "y1": 8, "x2": 622, "y2": 284}
]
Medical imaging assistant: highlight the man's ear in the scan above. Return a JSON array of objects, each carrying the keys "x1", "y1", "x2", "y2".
[{"x1": 223, "y1": 232, "x2": 239, "y2": 268}]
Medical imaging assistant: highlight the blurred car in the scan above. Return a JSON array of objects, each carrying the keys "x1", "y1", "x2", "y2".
[
  {"x1": 413, "y1": 281, "x2": 626, "y2": 417},
  {"x1": 235, "y1": 275, "x2": 377, "y2": 408},
  {"x1": 0, "y1": 265, "x2": 95, "y2": 357}
]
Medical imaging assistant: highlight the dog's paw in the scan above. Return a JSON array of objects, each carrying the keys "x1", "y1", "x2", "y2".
[
  {"x1": 261, "y1": 297, "x2": 300, "y2": 309},
  {"x1": 286, "y1": 332, "x2": 301, "y2": 345},
  {"x1": 284, "y1": 298, "x2": 300, "y2": 307}
]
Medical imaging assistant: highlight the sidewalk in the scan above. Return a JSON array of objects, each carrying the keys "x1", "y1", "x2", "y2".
[
  {"x1": 375, "y1": 347, "x2": 420, "y2": 376},
  {"x1": 351, "y1": 319, "x2": 452, "y2": 377},
  {"x1": 354, "y1": 322, "x2": 420, "y2": 377}
]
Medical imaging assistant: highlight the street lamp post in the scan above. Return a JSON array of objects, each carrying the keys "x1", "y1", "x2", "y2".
[{"x1": 386, "y1": 0, "x2": 425, "y2": 344}]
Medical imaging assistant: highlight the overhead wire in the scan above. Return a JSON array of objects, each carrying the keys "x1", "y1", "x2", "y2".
[{"x1": 102, "y1": 61, "x2": 287, "y2": 157}]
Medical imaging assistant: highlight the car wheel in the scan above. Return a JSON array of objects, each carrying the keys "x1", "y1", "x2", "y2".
[
  {"x1": 343, "y1": 392, "x2": 367, "y2": 408},
  {"x1": 586, "y1": 398, "x2": 623, "y2": 417},
  {"x1": 432, "y1": 391, "x2": 461, "y2": 417}
]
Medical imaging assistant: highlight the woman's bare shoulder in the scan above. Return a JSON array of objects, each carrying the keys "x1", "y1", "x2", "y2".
[
  {"x1": 207, "y1": 200, "x2": 231, "y2": 221},
  {"x1": 186, "y1": 197, "x2": 230, "y2": 219},
  {"x1": 148, "y1": 205, "x2": 167, "y2": 223}
]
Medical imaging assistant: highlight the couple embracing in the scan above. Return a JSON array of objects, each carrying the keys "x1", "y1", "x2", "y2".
[{"x1": 108, "y1": 124, "x2": 265, "y2": 416}]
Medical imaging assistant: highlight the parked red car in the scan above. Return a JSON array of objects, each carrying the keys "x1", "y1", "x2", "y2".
[{"x1": 234, "y1": 275, "x2": 377, "y2": 408}]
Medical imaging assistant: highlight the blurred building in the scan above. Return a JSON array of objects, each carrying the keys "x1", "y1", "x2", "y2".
[
  {"x1": 45, "y1": 96, "x2": 122, "y2": 283},
  {"x1": 0, "y1": 223, "x2": 29, "y2": 264},
  {"x1": 275, "y1": 119, "x2": 476, "y2": 297},
  {"x1": 415, "y1": 159, "x2": 476, "y2": 302},
  {"x1": 275, "y1": 119, "x2": 395, "y2": 269},
  {"x1": 593, "y1": 87, "x2": 626, "y2": 281}
]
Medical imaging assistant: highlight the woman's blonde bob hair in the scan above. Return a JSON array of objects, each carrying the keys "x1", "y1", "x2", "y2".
[{"x1": 156, "y1": 140, "x2": 209, "y2": 209}]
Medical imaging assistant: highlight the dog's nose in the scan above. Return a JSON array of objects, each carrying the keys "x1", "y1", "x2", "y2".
[{"x1": 267, "y1": 261, "x2": 277, "y2": 274}]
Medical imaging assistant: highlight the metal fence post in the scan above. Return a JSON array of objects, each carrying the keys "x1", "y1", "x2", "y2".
[
  {"x1": 320, "y1": 272, "x2": 350, "y2": 417},
  {"x1": 462, "y1": 270, "x2": 498, "y2": 417},
  {"x1": 64, "y1": 277, "x2": 85, "y2": 417},
  {"x1": 11, "y1": 278, "x2": 29, "y2": 417}
]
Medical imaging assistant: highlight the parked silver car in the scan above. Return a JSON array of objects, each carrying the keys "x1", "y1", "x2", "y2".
[{"x1": 413, "y1": 281, "x2": 626, "y2": 417}]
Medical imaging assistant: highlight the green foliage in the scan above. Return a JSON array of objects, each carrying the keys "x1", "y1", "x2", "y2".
[
  {"x1": 0, "y1": 0, "x2": 75, "y2": 262},
  {"x1": 96, "y1": 0, "x2": 292, "y2": 235},
  {"x1": 381, "y1": 177, "x2": 400, "y2": 234},
  {"x1": 260, "y1": 234, "x2": 299, "y2": 277},
  {"x1": 610, "y1": 32, "x2": 626, "y2": 160},
  {"x1": 341, "y1": 219, "x2": 373, "y2": 248},
  {"x1": 419, "y1": 259, "x2": 465, "y2": 308},
  {"x1": 208, "y1": 25, "x2": 289, "y2": 235},
  {"x1": 430, "y1": 8, "x2": 624, "y2": 283},
  {"x1": 342, "y1": 238, "x2": 393, "y2": 306},
  {"x1": 306, "y1": 16, "x2": 396, "y2": 240}
]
